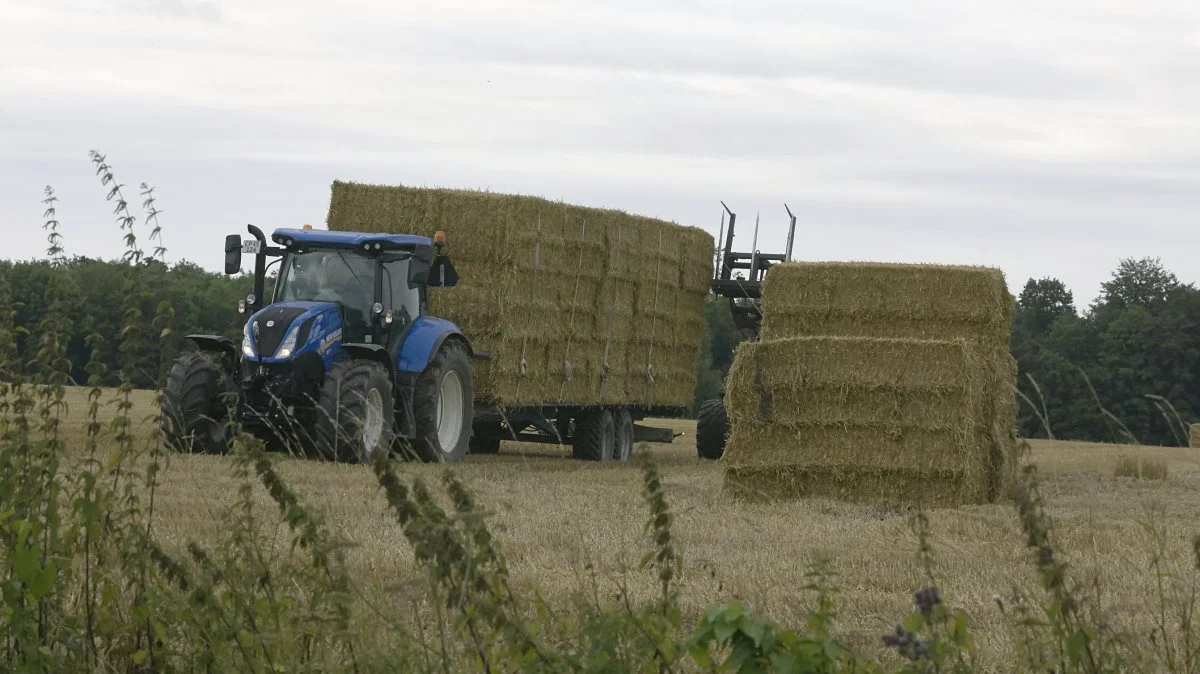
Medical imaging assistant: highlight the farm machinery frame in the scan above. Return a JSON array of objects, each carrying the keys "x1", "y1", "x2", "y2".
[{"x1": 695, "y1": 202, "x2": 797, "y2": 460}]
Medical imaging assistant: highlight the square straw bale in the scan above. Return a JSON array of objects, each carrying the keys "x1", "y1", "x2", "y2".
[
  {"x1": 722, "y1": 336, "x2": 993, "y2": 507},
  {"x1": 325, "y1": 180, "x2": 712, "y2": 408},
  {"x1": 751, "y1": 260, "x2": 1021, "y2": 501},
  {"x1": 1192, "y1": 423, "x2": 1200, "y2": 449}
]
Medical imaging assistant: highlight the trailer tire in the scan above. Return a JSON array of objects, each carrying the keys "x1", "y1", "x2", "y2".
[
  {"x1": 469, "y1": 421, "x2": 502, "y2": 454},
  {"x1": 614, "y1": 408, "x2": 634, "y2": 462},
  {"x1": 411, "y1": 340, "x2": 474, "y2": 462},
  {"x1": 314, "y1": 358, "x2": 395, "y2": 463},
  {"x1": 161, "y1": 351, "x2": 234, "y2": 455},
  {"x1": 573, "y1": 408, "x2": 615, "y2": 461},
  {"x1": 696, "y1": 398, "x2": 728, "y2": 460}
]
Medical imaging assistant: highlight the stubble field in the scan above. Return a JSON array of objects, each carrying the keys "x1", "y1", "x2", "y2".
[{"x1": 57, "y1": 386, "x2": 1200, "y2": 671}]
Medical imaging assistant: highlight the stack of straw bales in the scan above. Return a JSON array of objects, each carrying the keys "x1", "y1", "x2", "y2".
[
  {"x1": 324, "y1": 180, "x2": 713, "y2": 409},
  {"x1": 1191, "y1": 423, "x2": 1200, "y2": 449},
  {"x1": 722, "y1": 261, "x2": 1020, "y2": 507}
]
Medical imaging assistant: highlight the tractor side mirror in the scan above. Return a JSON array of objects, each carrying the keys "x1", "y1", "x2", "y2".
[
  {"x1": 427, "y1": 255, "x2": 459, "y2": 287},
  {"x1": 224, "y1": 235, "x2": 242, "y2": 274}
]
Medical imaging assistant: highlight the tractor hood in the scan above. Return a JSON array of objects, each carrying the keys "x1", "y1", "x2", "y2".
[{"x1": 242, "y1": 301, "x2": 343, "y2": 362}]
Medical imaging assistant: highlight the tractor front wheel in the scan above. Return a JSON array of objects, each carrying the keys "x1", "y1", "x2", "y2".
[
  {"x1": 315, "y1": 359, "x2": 395, "y2": 463},
  {"x1": 695, "y1": 398, "x2": 728, "y2": 460},
  {"x1": 161, "y1": 351, "x2": 234, "y2": 455},
  {"x1": 411, "y1": 340, "x2": 474, "y2": 462}
]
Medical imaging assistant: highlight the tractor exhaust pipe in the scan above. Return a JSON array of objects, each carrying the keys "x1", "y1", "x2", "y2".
[{"x1": 247, "y1": 224, "x2": 268, "y2": 315}]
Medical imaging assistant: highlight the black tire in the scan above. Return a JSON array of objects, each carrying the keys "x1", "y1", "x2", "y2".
[
  {"x1": 469, "y1": 421, "x2": 502, "y2": 454},
  {"x1": 410, "y1": 340, "x2": 474, "y2": 462},
  {"x1": 696, "y1": 398, "x2": 728, "y2": 460},
  {"x1": 573, "y1": 408, "x2": 615, "y2": 461},
  {"x1": 161, "y1": 351, "x2": 234, "y2": 455},
  {"x1": 614, "y1": 408, "x2": 634, "y2": 462},
  {"x1": 314, "y1": 358, "x2": 395, "y2": 463}
]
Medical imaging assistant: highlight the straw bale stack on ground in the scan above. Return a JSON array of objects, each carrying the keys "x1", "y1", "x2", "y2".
[
  {"x1": 722, "y1": 261, "x2": 1019, "y2": 507},
  {"x1": 1192, "y1": 423, "x2": 1200, "y2": 449},
  {"x1": 324, "y1": 180, "x2": 712, "y2": 409}
]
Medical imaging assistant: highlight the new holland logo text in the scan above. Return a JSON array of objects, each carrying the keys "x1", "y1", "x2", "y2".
[{"x1": 318, "y1": 329, "x2": 342, "y2": 354}]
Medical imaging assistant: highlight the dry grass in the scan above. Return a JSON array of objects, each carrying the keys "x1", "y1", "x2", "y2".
[
  {"x1": 59, "y1": 386, "x2": 1200, "y2": 672},
  {"x1": 1115, "y1": 454, "x2": 1170, "y2": 481}
]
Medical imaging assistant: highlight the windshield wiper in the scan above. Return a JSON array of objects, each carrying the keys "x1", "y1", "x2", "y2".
[{"x1": 335, "y1": 251, "x2": 368, "y2": 293}]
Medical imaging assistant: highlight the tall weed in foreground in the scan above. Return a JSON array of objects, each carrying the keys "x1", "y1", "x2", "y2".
[{"x1": 5, "y1": 155, "x2": 1200, "y2": 672}]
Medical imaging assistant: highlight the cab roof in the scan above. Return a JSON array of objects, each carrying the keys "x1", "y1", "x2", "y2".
[{"x1": 271, "y1": 228, "x2": 433, "y2": 254}]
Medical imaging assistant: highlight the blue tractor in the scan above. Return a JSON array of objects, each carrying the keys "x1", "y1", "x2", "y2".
[{"x1": 160, "y1": 224, "x2": 479, "y2": 463}]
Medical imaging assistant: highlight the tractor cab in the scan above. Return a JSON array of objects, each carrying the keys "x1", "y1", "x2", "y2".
[{"x1": 222, "y1": 225, "x2": 458, "y2": 363}]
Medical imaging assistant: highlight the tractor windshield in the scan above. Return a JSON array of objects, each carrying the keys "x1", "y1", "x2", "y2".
[{"x1": 275, "y1": 249, "x2": 376, "y2": 337}]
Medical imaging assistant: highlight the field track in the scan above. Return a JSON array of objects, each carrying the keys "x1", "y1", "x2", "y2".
[{"x1": 56, "y1": 387, "x2": 1200, "y2": 669}]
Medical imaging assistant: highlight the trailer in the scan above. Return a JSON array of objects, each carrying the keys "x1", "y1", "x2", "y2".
[{"x1": 160, "y1": 188, "x2": 792, "y2": 464}]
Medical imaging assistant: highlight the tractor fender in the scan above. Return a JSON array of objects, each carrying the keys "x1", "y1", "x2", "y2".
[
  {"x1": 396, "y1": 316, "x2": 474, "y2": 375},
  {"x1": 340, "y1": 342, "x2": 394, "y2": 378},
  {"x1": 186, "y1": 334, "x2": 239, "y2": 362}
]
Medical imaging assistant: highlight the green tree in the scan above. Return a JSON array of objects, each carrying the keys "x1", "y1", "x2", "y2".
[
  {"x1": 1093, "y1": 256, "x2": 1181, "y2": 315},
  {"x1": 1016, "y1": 277, "x2": 1076, "y2": 333}
]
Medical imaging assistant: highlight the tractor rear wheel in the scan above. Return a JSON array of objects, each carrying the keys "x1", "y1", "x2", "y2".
[
  {"x1": 573, "y1": 408, "x2": 615, "y2": 461},
  {"x1": 411, "y1": 340, "x2": 474, "y2": 462},
  {"x1": 162, "y1": 351, "x2": 234, "y2": 454},
  {"x1": 314, "y1": 358, "x2": 395, "y2": 463},
  {"x1": 696, "y1": 398, "x2": 728, "y2": 460}
]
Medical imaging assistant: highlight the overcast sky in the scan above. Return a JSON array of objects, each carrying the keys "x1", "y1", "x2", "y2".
[{"x1": 4, "y1": 0, "x2": 1199, "y2": 308}]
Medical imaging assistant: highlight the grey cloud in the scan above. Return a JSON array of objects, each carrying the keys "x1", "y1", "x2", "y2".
[
  {"x1": 351, "y1": 21, "x2": 1117, "y2": 102},
  {"x1": 133, "y1": 0, "x2": 223, "y2": 22},
  {"x1": 2, "y1": 0, "x2": 1199, "y2": 308}
]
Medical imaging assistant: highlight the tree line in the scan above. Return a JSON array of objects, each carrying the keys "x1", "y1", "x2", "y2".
[
  {"x1": 3, "y1": 251, "x2": 1197, "y2": 445},
  {"x1": 1009, "y1": 257, "x2": 1200, "y2": 446},
  {"x1": 1, "y1": 256, "x2": 250, "y2": 390}
]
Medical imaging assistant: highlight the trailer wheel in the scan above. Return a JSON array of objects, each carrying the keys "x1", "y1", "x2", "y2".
[
  {"x1": 469, "y1": 421, "x2": 502, "y2": 454},
  {"x1": 161, "y1": 351, "x2": 234, "y2": 455},
  {"x1": 314, "y1": 358, "x2": 395, "y2": 463},
  {"x1": 696, "y1": 398, "x2": 728, "y2": 460},
  {"x1": 614, "y1": 408, "x2": 634, "y2": 462},
  {"x1": 573, "y1": 408, "x2": 615, "y2": 461},
  {"x1": 411, "y1": 340, "x2": 474, "y2": 462}
]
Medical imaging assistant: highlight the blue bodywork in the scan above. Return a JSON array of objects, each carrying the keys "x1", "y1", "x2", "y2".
[
  {"x1": 240, "y1": 302, "x2": 467, "y2": 376},
  {"x1": 393, "y1": 316, "x2": 465, "y2": 374},
  {"x1": 270, "y1": 228, "x2": 434, "y2": 251},
  {"x1": 241, "y1": 301, "x2": 344, "y2": 370}
]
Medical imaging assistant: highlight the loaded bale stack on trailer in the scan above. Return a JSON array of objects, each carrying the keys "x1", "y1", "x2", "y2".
[
  {"x1": 324, "y1": 180, "x2": 713, "y2": 461},
  {"x1": 721, "y1": 261, "x2": 1021, "y2": 507}
]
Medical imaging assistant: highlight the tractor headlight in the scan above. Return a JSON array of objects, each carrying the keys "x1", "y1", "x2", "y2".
[
  {"x1": 242, "y1": 333, "x2": 255, "y2": 358},
  {"x1": 275, "y1": 325, "x2": 299, "y2": 359}
]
